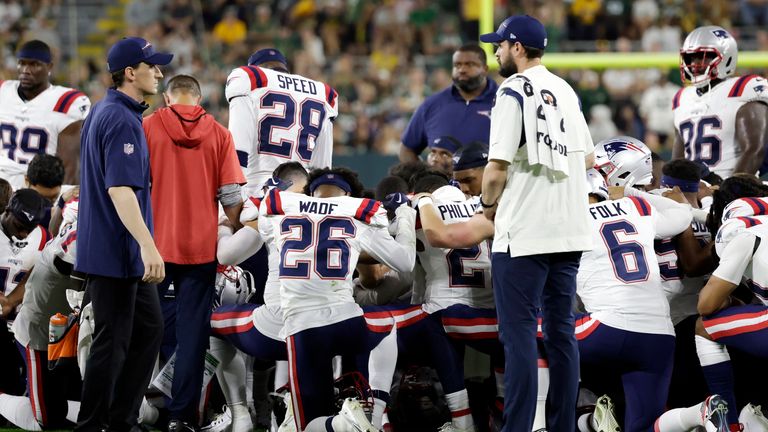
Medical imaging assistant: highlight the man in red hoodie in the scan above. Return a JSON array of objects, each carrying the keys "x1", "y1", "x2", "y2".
[{"x1": 144, "y1": 74, "x2": 245, "y2": 432}]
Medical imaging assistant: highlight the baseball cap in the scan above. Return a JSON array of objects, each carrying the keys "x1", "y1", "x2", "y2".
[
  {"x1": 248, "y1": 48, "x2": 288, "y2": 67},
  {"x1": 7, "y1": 189, "x2": 48, "y2": 230},
  {"x1": 430, "y1": 136, "x2": 463, "y2": 154},
  {"x1": 479, "y1": 15, "x2": 548, "y2": 50},
  {"x1": 107, "y1": 37, "x2": 173, "y2": 73},
  {"x1": 453, "y1": 141, "x2": 489, "y2": 171}
]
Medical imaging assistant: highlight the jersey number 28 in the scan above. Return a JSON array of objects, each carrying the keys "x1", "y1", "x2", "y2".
[{"x1": 258, "y1": 92, "x2": 326, "y2": 162}]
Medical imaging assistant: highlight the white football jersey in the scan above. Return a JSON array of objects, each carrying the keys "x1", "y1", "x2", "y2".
[
  {"x1": 0, "y1": 226, "x2": 47, "y2": 297},
  {"x1": 0, "y1": 80, "x2": 90, "y2": 187},
  {"x1": 656, "y1": 219, "x2": 711, "y2": 325},
  {"x1": 417, "y1": 194, "x2": 494, "y2": 314},
  {"x1": 240, "y1": 195, "x2": 282, "y2": 309},
  {"x1": 713, "y1": 215, "x2": 768, "y2": 304},
  {"x1": 226, "y1": 66, "x2": 338, "y2": 195},
  {"x1": 258, "y1": 190, "x2": 415, "y2": 336},
  {"x1": 672, "y1": 75, "x2": 768, "y2": 178},
  {"x1": 578, "y1": 196, "x2": 674, "y2": 335}
]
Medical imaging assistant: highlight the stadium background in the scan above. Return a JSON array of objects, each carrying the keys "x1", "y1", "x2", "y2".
[{"x1": 2, "y1": 0, "x2": 768, "y2": 185}]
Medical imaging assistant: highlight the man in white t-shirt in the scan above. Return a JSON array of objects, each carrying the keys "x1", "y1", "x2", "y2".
[{"x1": 479, "y1": 14, "x2": 595, "y2": 432}]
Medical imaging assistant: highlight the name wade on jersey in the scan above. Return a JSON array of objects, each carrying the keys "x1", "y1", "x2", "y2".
[
  {"x1": 276, "y1": 75, "x2": 318, "y2": 96},
  {"x1": 589, "y1": 202, "x2": 628, "y2": 220},
  {"x1": 298, "y1": 200, "x2": 338, "y2": 215}
]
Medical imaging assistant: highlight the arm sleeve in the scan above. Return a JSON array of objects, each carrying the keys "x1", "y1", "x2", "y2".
[
  {"x1": 360, "y1": 206, "x2": 417, "y2": 273},
  {"x1": 103, "y1": 116, "x2": 146, "y2": 190},
  {"x1": 310, "y1": 119, "x2": 333, "y2": 169},
  {"x1": 712, "y1": 233, "x2": 756, "y2": 284},
  {"x1": 625, "y1": 188, "x2": 692, "y2": 238},
  {"x1": 488, "y1": 87, "x2": 523, "y2": 163},
  {"x1": 216, "y1": 225, "x2": 264, "y2": 265}
]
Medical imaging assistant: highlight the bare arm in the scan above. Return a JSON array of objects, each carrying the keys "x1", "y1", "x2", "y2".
[
  {"x1": 480, "y1": 159, "x2": 508, "y2": 220},
  {"x1": 418, "y1": 199, "x2": 494, "y2": 248},
  {"x1": 675, "y1": 227, "x2": 718, "y2": 277},
  {"x1": 108, "y1": 186, "x2": 164, "y2": 283},
  {"x1": 585, "y1": 151, "x2": 595, "y2": 170},
  {"x1": 399, "y1": 145, "x2": 421, "y2": 163},
  {"x1": 0, "y1": 270, "x2": 31, "y2": 317},
  {"x1": 698, "y1": 275, "x2": 737, "y2": 316},
  {"x1": 733, "y1": 101, "x2": 768, "y2": 175},
  {"x1": 57, "y1": 121, "x2": 83, "y2": 185},
  {"x1": 672, "y1": 129, "x2": 684, "y2": 160}
]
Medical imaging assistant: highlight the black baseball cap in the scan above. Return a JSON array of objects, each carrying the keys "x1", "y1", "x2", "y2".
[
  {"x1": 7, "y1": 189, "x2": 48, "y2": 230},
  {"x1": 107, "y1": 37, "x2": 173, "y2": 73},
  {"x1": 480, "y1": 15, "x2": 548, "y2": 50},
  {"x1": 453, "y1": 141, "x2": 489, "y2": 171}
]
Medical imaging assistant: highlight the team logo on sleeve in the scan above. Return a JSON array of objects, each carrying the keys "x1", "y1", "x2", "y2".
[
  {"x1": 755, "y1": 85, "x2": 765, "y2": 94},
  {"x1": 124, "y1": 143, "x2": 134, "y2": 155}
]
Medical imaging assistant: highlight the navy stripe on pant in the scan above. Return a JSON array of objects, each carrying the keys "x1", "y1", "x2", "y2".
[
  {"x1": 577, "y1": 319, "x2": 674, "y2": 432},
  {"x1": 211, "y1": 304, "x2": 287, "y2": 361},
  {"x1": 491, "y1": 251, "x2": 581, "y2": 432}
]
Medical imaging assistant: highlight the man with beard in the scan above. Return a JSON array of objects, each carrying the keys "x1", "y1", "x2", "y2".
[
  {"x1": 399, "y1": 44, "x2": 496, "y2": 163},
  {"x1": 479, "y1": 15, "x2": 595, "y2": 432}
]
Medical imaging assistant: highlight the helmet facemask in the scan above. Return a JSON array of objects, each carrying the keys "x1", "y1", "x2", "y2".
[{"x1": 680, "y1": 48, "x2": 722, "y2": 88}]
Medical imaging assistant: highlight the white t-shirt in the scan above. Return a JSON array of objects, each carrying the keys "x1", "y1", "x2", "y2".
[
  {"x1": 488, "y1": 65, "x2": 594, "y2": 257},
  {"x1": 225, "y1": 66, "x2": 338, "y2": 195}
]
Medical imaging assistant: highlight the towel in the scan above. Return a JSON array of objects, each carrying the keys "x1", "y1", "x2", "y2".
[{"x1": 511, "y1": 75, "x2": 570, "y2": 180}]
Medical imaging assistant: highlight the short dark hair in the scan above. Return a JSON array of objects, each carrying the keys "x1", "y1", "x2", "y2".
[
  {"x1": 410, "y1": 169, "x2": 450, "y2": 194},
  {"x1": 662, "y1": 159, "x2": 701, "y2": 182},
  {"x1": 304, "y1": 167, "x2": 365, "y2": 198},
  {"x1": 0, "y1": 179, "x2": 12, "y2": 211},
  {"x1": 27, "y1": 154, "x2": 64, "y2": 188},
  {"x1": 375, "y1": 175, "x2": 409, "y2": 201},
  {"x1": 272, "y1": 161, "x2": 308, "y2": 184},
  {"x1": 457, "y1": 44, "x2": 487, "y2": 64},
  {"x1": 389, "y1": 161, "x2": 428, "y2": 191},
  {"x1": 166, "y1": 74, "x2": 201, "y2": 97},
  {"x1": 522, "y1": 45, "x2": 544, "y2": 59},
  {"x1": 111, "y1": 62, "x2": 141, "y2": 88}
]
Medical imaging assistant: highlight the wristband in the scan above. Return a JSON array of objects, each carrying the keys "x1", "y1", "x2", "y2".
[
  {"x1": 416, "y1": 197, "x2": 434, "y2": 209},
  {"x1": 479, "y1": 197, "x2": 496, "y2": 208}
]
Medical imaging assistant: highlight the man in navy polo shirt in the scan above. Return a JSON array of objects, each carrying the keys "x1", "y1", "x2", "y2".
[
  {"x1": 75, "y1": 37, "x2": 172, "y2": 432},
  {"x1": 399, "y1": 44, "x2": 497, "y2": 162}
]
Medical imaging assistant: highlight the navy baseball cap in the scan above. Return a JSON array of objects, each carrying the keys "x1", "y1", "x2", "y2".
[
  {"x1": 248, "y1": 48, "x2": 288, "y2": 67},
  {"x1": 453, "y1": 141, "x2": 489, "y2": 171},
  {"x1": 479, "y1": 15, "x2": 548, "y2": 50},
  {"x1": 107, "y1": 37, "x2": 173, "y2": 73},
  {"x1": 430, "y1": 136, "x2": 463, "y2": 154}
]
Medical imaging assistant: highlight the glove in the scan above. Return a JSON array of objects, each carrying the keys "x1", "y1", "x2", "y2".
[
  {"x1": 261, "y1": 177, "x2": 293, "y2": 192},
  {"x1": 383, "y1": 192, "x2": 410, "y2": 213}
]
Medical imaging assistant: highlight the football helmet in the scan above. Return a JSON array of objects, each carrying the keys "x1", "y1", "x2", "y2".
[
  {"x1": 680, "y1": 26, "x2": 738, "y2": 88},
  {"x1": 586, "y1": 169, "x2": 609, "y2": 201},
  {"x1": 593, "y1": 136, "x2": 653, "y2": 187},
  {"x1": 214, "y1": 266, "x2": 255, "y2": 307}
]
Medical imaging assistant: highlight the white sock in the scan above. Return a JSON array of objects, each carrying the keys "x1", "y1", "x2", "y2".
[
  {"x1": 304, "y1": 415, "x2": 343, "y2": 431},
  {"x1": 66, "y1": 400, "x2": 80, "y2": 424},
  {"x1": 245, "y1": 354, "x2": 255, "y2": 415},
  {"x1": 695, "y1": 335, "x2": 731, "y2": 365},
  {"x1": 229, "y1": 402, "x2": 254, "y2": 432},
  {"x1": 577, "y1": 413, "x2": 592, "y2": 432},
  {"x1": 368, "y1": 327, "x2": 398, "y2": 429},
  {"x1": 210, "y1": 337, "x2": 248, "y2": 405},
  {"x1": 0, "y1": 393, "x2": 42, "y2": 431},
  {"x1": 138, "y1": 397, "x2": 159, "y2": 425},
  {"x1": 655, "y1": 402, "x2": 705, "y2": 432},
  {"x1": 445, "y1": 390, "x2": 474, "y2": 431},
  {"x1": 274, "y1": 360, "x2": 289, "y2": 390},
  {"x1": 533, "y1": 360, "x2": 549, "y2": 431}
]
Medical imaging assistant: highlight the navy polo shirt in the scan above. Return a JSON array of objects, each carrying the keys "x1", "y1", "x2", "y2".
[
  {"x1": 401, "y1": 77, "x2": 498, "y2": 155},
  {"x1": 75, "y1": 89, "x2": 153, "y2": 278}
]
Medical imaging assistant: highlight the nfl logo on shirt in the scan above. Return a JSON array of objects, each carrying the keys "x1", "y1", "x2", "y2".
[{"x1": 124, "y1": 143, "x2": 134, "y2": 155}]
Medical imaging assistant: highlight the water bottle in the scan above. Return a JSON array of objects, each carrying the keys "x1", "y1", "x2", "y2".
[{"x1": 49, "y1": 313, "x2": 67, "y2": 342}]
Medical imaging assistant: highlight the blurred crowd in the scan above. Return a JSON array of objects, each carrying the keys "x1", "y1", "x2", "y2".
[{"x1": 2, "y1": 0, "x2": 768, "y2": 155}]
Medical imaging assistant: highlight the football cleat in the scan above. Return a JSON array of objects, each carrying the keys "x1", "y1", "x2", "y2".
[
  {"x1": 201, "y1": 406, "x2": 231, "y2": 432},
  {"x1": 339, "y1": 398, "x2": 378, "y2": 432},
  {"x1": 739, "y1": 403, "x2": 768, "y2": 432},
  {"x1": 592, "y1": 395, "x2": 621, "y2": 432},
  {"x1": 701, "y1": 395, "x2": 730, "y2": 432}
]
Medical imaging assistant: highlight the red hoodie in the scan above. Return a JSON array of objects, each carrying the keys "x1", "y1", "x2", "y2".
[{"x1": 144, "y1": 105, "x2": 245, "y2": 264}]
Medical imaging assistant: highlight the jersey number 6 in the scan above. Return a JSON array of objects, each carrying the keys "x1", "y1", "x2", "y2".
[{"x1": 600, "y1": 220, "x2": 650, "y2": 283}]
